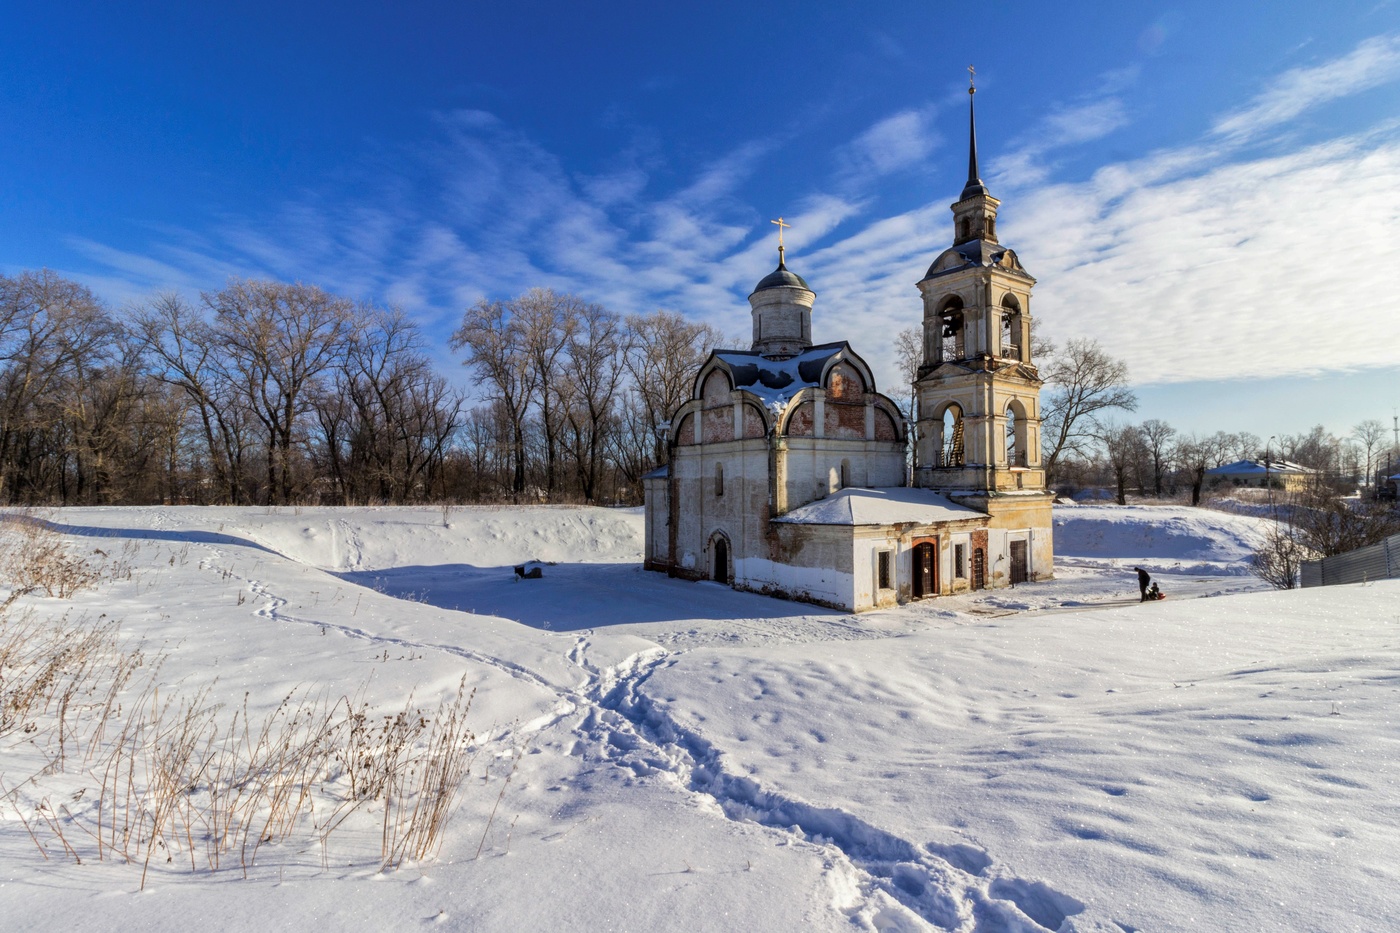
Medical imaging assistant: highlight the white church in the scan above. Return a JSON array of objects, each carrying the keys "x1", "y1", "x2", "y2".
[{"x1": 643, "y1": 84, "x2": 1054, "y2": 612}]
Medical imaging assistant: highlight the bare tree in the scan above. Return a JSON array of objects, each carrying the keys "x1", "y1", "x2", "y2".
[
  {"x1": 561, "y1": 302, "x2": 629, "y2": 503},
  {"x1": 1138, "y1": 419, "x2": 1177, "y2": 498},
  {"x1": 1289, "y1": 491, "x2": 1400, "y2": 557},
  {"x1": 452, "y1": 298, "x2": 536, "y2": 498},
  {"x1": 1175, "y1": 431, "x2": 1237, "y2": 506},
  {"x1": 0, "y1": 270, "x2": 122, "y2": 503},
  {"x1": 318, "y1": 308, "x2": 463, "y2": 504},
  {"x1": 208, "y1": 280, "x2": 358, "y2": 504},
  {"x1": 1099, "y1": 422, "x2": 1145, "y2": 505},
  {"x1": 1040, "y1": 338, "x2": 1137, "y2": 485},
  {"x1": 1278, "y1": 425, "x2": 1340, "y2": 477},
  {"x1": 623, "y1": 310, "x2": 723, "y2": 464},
  {"x1": 1353, "y1": 419, "x2": 1388, "y2": 486},
  {"x1": 1250, "y1": 521, "x2": 1310, "y2": 589},
  {"x1": 516, "y1": 289, "x2": 582, "y2": 499},
  {"x1": 136, "y1": 293, "x2": 254, "y2": 503}
]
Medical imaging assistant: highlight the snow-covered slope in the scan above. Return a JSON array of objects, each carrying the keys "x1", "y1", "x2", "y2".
[
  {"x1": 1054, "y1": 503, "x2": 1269, "y2": 574},
  {"x1": 2, "y1": 503, "x2": 1393, "y2": 933}
]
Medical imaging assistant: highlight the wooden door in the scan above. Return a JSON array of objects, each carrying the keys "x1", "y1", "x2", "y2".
[
  {"x1": 972, "y1": 548, "x2": 986, "y2": 590},
  {"x1": 912, "y1": 541, "x2": 936, "y2": 599},
  {"x1": 1009, "y1": 540, "x2": 1028, "y2": 585}
]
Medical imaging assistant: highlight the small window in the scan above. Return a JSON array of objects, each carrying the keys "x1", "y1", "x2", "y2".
[
  {"x1": 877, "y1": 551, "x2": 892, "y2": 590},
  {"x1": 840, "y1": 459, "x2": 851, "y2": 488},
  {"x1": 954, "y1": 544, "x2": 967, "y2": 579},
  {"x1": 715, "y1": 463, "x2": 724, "y2": 497}
]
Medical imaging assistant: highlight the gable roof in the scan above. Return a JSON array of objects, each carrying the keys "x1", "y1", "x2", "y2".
[{"x1": 773, "y1": 487, "x2": 984, "y2": 527}]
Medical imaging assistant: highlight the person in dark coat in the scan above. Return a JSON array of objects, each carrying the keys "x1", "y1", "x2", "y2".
[{"x1": 1135, "y1": 567, "x2": 1150, "y2": 602}]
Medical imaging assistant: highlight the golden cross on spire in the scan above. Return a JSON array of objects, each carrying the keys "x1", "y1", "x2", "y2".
[
  {"x1": 968, "y1": 64, "x2": 976, "y2": 94},
  {"x1": 770, "y1": 216, "x2": 791, "y2": 263}
]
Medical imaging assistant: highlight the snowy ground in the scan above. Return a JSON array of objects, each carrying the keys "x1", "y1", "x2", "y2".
[{"x1": 3, "y1": 502, "x2": 1397, "y2": 932}]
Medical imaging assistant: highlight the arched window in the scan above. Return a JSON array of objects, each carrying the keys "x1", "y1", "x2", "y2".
[
  {"x1": 715, "y1": 462, "x2": 724, "y2": 497},
  {"x1": 840, "y1": 458, "x2": 851, "y2": 488},
  {"x1": 1006, "y1": 400, "x2": 1029, "y2": 467},
  {"x1": 957, "y1": 218, "x2": 970, "y2": 240},
  {"x1": 938, "y1": 297, "x2": 965, "y2": 362},
  {"x1": 1000, "y1": 294, "x2": 1022, "y2": 360},
  {"x1": 1005, "y1": 405, "x2": 1017, "y2": 466},
  {"x1": 939, "y1": 404, "x2": 964, "y2": 468}
]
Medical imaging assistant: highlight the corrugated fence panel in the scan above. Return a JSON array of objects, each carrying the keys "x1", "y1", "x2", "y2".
[{"x1": 1303, "y1": 533, "x2": 1400, "y2": 587}]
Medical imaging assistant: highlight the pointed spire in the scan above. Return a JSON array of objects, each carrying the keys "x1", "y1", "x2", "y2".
[{"x1": 960, "y1": 66, "x2": 989, "y2": 201}]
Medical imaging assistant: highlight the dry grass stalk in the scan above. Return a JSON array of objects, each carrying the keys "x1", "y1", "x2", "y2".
[
  {"x1": 0, "y1": 518, "x2": 491, "y2": 885},
  {"x1": 0, "y1": 512, "x2": 103, "y2": 599}
]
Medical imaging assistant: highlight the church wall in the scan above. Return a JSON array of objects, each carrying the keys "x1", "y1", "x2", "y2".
[
  {"x1": 738, "y1": 523, "x2": 857, "y2": 609},
  {"x1": 778, "y1": 438, "x2": 906, "y2": 515},
  {"x1": 668, "y1": 437, "x2": 771, "y2": 580},
  {"x1": 642, "y1": 473, "x2": 670, "y2": 570},
  {"x1": 949, "y1": 492, "x2": 1055, "y2": 585}
]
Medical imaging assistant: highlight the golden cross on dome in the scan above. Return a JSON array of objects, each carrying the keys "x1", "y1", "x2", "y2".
[
  {"x1": 770, "y1": 216, "x2": 791, "y2": 263},
  {"x1": 770, "y1": 216, "x2": 790, "y2": 247}
]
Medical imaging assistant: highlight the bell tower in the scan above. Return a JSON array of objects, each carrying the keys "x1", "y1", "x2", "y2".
[{"x1": 913, "y1": 74, "x2": 1048, "y2": 509}]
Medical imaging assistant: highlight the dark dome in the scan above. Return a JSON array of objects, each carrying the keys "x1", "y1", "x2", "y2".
[{"x1": 750, "y1": 260, "x2": 810, "y2": 294}]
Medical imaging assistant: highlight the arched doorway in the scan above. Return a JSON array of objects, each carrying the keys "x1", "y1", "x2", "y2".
[
  {"x1": 712, "y1": 537, "x2": 729, "y2": 584},
  {"x1": 911, "y1": 540, "x2": 937, "y2": 599}
]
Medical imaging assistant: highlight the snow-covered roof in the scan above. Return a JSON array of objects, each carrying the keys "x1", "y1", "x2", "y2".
[
  {"x1": 710, "y1": 342, "x2": 849, "y2": 416},
  {"x1": 1206, "y1": 458, "x2": 1314, "y2": 476},
  {"x1": 773, "y1": 487, "x2": 985, "y2": 527}
]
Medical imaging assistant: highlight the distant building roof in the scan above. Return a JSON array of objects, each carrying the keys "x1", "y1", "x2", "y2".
[
  {"x1": 1206, "y1": 459, "x2": 1314, "y2": 476},
  {"x1": 773, "y1": 487, "x2": 984, "y2": 526}
]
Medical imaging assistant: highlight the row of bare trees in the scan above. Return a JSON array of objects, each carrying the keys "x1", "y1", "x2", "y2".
[
  {"x1": 450, "y1": 288, "x2": 722, "y2": 503},
  {"x1": 1057, "y1": 419, "x2": 1399, "y2": 507},
  {"x1": 0, "y1": 271, "x2": 722, "y2": 507},
  {"x1": 1, "y1": 270, "x2": 464, "y2": 505}
]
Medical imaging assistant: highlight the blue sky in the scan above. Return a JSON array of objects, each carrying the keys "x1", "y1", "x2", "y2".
[{"x1": 4, "y1": 1, "x2": 1399, "y2": 443}]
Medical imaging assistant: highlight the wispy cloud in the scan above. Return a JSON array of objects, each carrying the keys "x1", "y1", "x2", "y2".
[
  {"x1": 991, "y1": 97, "x2": 1131, "y2": 187},
  {"x1": 1016, "y1": 127, "x2": 1400, "y2": 386},
  {"x1": 62, "y1": 34, "x2": 1400, "y2": 404},
  {"x1": 1212, "y1": 33, "x2": 1400, "y2": 141},
  {"x1": 841, "y1": 109, "x2": 938, "y2": 178}
]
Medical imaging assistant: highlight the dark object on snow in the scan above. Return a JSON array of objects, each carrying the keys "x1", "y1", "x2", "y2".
[
  {"x1": 1145, "y1": 581, "x2": 1164, "y2": 601},
  {"x1": 1135, "y1": 566, "x2": 1151, "y2": 601},
  {"x1": 514, "y1": 563, "x2": 543, "y2": 580}
]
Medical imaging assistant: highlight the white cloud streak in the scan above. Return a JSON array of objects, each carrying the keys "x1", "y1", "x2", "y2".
[
  {"x1": 63, "y1": 34, "x2": 1400, "y2": 405},
  {"x1": 1212, "y1": 33, "x2": 1400, "y2": 140}
]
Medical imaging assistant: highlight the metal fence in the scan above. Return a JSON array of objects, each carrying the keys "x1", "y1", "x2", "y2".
[{"x1": 1301, "y1": 533, "x2": 1400, "y2": 587}]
